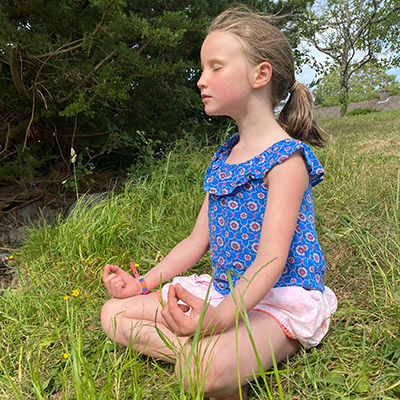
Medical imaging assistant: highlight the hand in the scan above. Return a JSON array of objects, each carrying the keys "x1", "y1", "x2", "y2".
[
  {"x1": 161, "y1": 283, "x2": 218, "y2": 337},
  {"x1": 103, "y1": 264, "x2": 142, "y2": 298}
]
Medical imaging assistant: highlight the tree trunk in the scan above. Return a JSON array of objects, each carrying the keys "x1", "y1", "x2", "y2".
[
  {"x1": 339, "y1": 71, "x2": 349, "y2": 116},
  {"x1": 339, "y1": 85, "x2": 349, "y2": 116}
]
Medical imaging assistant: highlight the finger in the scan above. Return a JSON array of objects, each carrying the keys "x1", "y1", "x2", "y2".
[
  {"x1": 107, "y1": 264, "x2": 121, "y2": 274},
  {"x1": 110, "y1": 275, "x2": 125, "y2": 287},
  {"x1": 178, "y1": 304, "x2": 190, "y2": 313},
  {"x1": 174, "y1": 284, "x2": 204, "y2": 311},
  {"x1": 102, "y1": 264, "x2": 112, "y2": 282},
  {"x1": 161, "y1": 286, "x2": 182, "y2": 329},
  {"x1": 104, "y1": 274, "x2": 124, "y2": 294},
  {"x1": 103, "y1": 270, "x2": 119, "y2": 286},
  {"x1": 103, "y1": 264, "x2": 119, "y2": 280},
  {"x1": 167, "y1": 285, "x2": 184, "y2": 315},
  {"x1": 110, "y1": 265, "x2": 135, "y2": 282},
  {"x1": 161, "y1": 303, "x2": 179, "y2": 333},
  {"x1": 114, "y1": 279, "x2": 125, "y2": 289},
  {"x1": 113, "y1": 280, "x2": 126, "y2": 296},
  {"x1": 166, "y1": 285, "x2": 190, "y2": 326}
]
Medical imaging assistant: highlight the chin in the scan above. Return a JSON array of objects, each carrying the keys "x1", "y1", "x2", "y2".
[{"x1": 204, "y1": 108, "x2": 227, "y2": 117}]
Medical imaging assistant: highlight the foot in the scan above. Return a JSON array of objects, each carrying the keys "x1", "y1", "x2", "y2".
[{"x1": 209, "y1": 384, "x2": 248, "y2": 400}]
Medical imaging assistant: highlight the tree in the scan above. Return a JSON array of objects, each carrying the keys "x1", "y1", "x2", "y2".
[
  {"x1": 313, "y1": 63, "x2": 400, "y2": 107},
  {"x1": 304, "y1": 0, "x2": 400, "y2": 116},
  {"x1": 0, "y1": 0, "x2": 312, "y2": 183},
  {"x1": 0, "y1": 0, "x2": 210, "y2": 163}
]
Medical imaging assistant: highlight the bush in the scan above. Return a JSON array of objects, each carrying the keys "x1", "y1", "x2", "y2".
[{"x1": 348, "y1": 108, "x2": 379, "y2": 116}]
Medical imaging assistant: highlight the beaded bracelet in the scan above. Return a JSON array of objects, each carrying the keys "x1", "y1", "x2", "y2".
[{"x1": 130, "y1": 262, "x2": 149, "y2": 295}]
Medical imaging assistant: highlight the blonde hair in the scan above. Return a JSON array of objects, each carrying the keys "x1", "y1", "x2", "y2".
[{"x1": 208, "y1": 6, "x2": 326, "y2": 147}]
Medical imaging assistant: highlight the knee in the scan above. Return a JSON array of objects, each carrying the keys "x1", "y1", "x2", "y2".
[{"x1": 100, "y1": 298, "x2": 125, "y2": 339}]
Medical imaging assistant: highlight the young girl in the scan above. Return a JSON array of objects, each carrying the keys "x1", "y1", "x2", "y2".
[{"x1": 101, "y1": 6, "x2": 337, "y2": 400}]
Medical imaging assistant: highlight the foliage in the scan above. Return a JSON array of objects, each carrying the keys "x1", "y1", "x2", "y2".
[
  {"x1": 0, "y1": 0, "x2": 312, "y2": 184},
  {"x1": 303, "y1": 0, "x2": 400, "y2": 116},
  {"x1": 348, "y1": 108, "x2": 379, "y2": 116},
  {"x1": 313, "y1": 63, "x2": 400, "y2": 107},
  {"x1": 1, "y1": 110, "x2": 400, "y2": 398},
  {"x1": 0, "y1": 143, "x2": 51, "y2": 184}
]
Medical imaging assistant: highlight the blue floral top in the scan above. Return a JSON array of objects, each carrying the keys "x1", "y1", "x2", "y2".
[{"x1": 204, "y1": 133, "x2": 326, "y2": 295}]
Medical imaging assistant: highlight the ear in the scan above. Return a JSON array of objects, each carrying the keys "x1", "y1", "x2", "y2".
[{"x1": 252, "y1": 62, "x2": 272, "y2": 89}]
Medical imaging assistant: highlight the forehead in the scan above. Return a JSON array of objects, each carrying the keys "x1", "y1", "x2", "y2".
[{"x1": 200, "y1": 30, "x2": 245, "y2": 61}]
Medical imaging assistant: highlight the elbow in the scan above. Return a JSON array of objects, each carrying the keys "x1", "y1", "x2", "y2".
[{"x1": 186, "y1": 231, "x2": 210, "y2": 255}]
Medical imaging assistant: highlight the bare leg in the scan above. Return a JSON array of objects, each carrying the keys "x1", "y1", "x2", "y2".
[
  {"x1": 176, "y1": 311, "x2": 300, "y2": 399},
  {"x1": 101, "y1": 293, "x2": 187, "y2": 362}
]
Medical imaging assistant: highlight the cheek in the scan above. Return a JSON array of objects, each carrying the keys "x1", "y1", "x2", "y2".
[{"x1": 214, "y1": 81, "x2": 243, "y2": 102}]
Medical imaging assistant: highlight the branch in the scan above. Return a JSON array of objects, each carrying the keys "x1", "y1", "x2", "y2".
[
  {"x1": 57, "y1": 51, "x2": 116, "y2": 105},
  {"x1": 349, "y1": 3, "x2": 378, "y2": 48},
  {"x1": 369, "y1": 3, "x2": 400, "y2": 25},
  {"x1": 348, "y1": 20, "x2": 374, "y2": 78},
  {"x1": 33, "y1": 38, "x2": 86, "y2": 60},
  {"x1": 91, "y1": 0, "x2": 116, "y2": 37},
  {"x1": 3, "y1": 118, "x2": 31, "y2": 151},
  {"x1": 50, "y1": 130, "x2": 114, "y2": 138},
  {"x1": 23, "y1": 82, "x2": 37, "y2": 149},
  {"x1": 33, "y1": 0, "x2": 116, "y2": 60},
  {"x1": 6, "y1": 45, "x2": 31, "y2": 102},
  {"x1": 55, "y1": 40, "x2": 149, "y2": 105},
  {"x1": 309, "y1": 37, "x2": 342, "y2": 63}
]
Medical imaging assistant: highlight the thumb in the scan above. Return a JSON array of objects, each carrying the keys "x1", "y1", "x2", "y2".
[
  {"x1": 175, "y1": 284, "x2": 204, "y2": 310},
  {"x1": 106, "y1": 264, "x2": 121, "y2": 273},
  {"x1": 108, "y1": 264, "x2": 131, "y2": 278}
]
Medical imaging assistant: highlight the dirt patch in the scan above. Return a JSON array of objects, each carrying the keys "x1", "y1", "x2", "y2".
[
  {"x1": 0, "y1": 170, "x2": 126, "y2": 290},
  {"x1": 0, "y1": 171, "x2": 126, "y2": 250}
]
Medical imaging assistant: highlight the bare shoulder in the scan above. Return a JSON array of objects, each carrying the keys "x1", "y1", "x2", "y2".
[{"x1": 264, "y1": 149, "x2": 308, "y2": 190}]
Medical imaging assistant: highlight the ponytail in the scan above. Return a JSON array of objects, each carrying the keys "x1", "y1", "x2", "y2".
[{"x1": 279, "y1": 82, "x2": 327, "y2": 148}]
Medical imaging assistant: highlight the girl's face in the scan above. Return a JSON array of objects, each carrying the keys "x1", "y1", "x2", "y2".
[{"x1": 197, "y1": 30, "x2": 256, "y2": 120}]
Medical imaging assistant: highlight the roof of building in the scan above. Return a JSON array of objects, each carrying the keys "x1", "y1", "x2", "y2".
[{"x1": 313, "y1": 94, "x2": 400, "y2": 119}]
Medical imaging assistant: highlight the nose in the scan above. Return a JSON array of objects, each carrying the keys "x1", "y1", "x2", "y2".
[{"x1": 197, "y1": 71, "x2": 207, "y2": 89}]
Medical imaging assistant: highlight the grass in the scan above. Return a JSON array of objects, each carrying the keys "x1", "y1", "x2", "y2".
[{"x1": 1, "y1": 110, "x2": 399, "y2": 399}]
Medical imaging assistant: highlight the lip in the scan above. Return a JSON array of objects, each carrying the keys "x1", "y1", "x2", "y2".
[{"x1": 201, "y1": 94, "x2": 211, "y2": 102}]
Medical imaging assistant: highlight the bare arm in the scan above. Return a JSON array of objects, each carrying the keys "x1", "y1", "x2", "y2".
[
  {"x1": 215, "y1": 151, "x2": 309, "y2": 325},
  {"x1": 103, "y1": 194, "x2": 210, "y2": 298},
  {"x1": 161, "y1": 151, "x2": 310, "y2": 335},
  {"x1": 143, "y1": 194, "x2": 210, "y2": 290}
]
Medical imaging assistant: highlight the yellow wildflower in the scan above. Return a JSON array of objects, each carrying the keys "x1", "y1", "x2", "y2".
[
  {"x1": 63, "y1": 352, "x2": 69, "y2": 359},
  {"x1": 352, "y1": 162, "x2": 357, "y2": 165},
  {"x1": 134, "y1": 263, "x2": 139, "y2": 268},
  {"x1": 63, "y1": 295, "x2": 69, "y2": 301},
  {"x1": 72, "y1": 289, "x2": 80, "y2": 298}
]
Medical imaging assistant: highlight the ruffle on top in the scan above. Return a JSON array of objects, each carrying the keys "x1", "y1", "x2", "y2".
[{"x1": 204, "y1": 134, "x2": 324, "y2": 196}]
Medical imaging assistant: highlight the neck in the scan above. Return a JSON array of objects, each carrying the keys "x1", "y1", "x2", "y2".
[{"x1": 234, "y1": 104, "x2": 288, "y2": 147}]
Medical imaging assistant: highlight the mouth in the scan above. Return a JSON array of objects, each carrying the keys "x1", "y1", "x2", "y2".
[{"x1": 201, "y1": 94, "x2": 211, "y2": 102}]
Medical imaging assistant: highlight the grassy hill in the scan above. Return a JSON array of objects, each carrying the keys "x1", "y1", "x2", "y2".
[{"x1": 1, "y1": 110, "x2": 399, "y2": 399}]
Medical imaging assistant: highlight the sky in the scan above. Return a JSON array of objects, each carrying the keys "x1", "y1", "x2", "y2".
[{"x1": 295, "y1": 43, "x2": 400, "y2": 86}]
